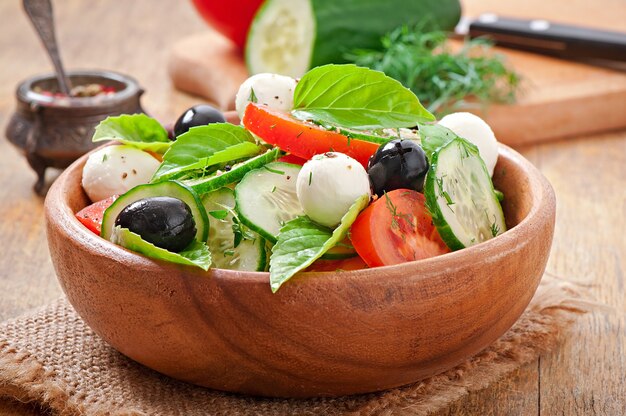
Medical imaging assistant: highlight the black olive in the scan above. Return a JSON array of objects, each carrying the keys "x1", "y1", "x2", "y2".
[
  {"x1": 173, "y1": 104, "x2": 226, "y2": 138},
  {"x1": 367, "y1": 139, "x2": 429, "y2": 196},
  {"x1": 115, "y1": 197, "x2": 196, "y2": 252}
]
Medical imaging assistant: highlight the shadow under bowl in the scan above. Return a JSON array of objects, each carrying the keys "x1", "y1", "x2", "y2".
[{"x1": 44, "y1": 144, "x2": 555, "y2": 398}]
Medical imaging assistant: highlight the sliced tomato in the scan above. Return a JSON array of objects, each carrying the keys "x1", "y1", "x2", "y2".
[
  {"x1": 191, "y1": 0, "x2": 264, "y2": 49},
  {"x1": 350, "y1": 189, "x2": 449, "y2": 267},
  {"x1": 242, "y1": 103, "x2": 380, "y2": 168},
  {"x1": 306, "y1": 256, "x2": 368, "y2": 272},
  {"x1": 277, "y1": 154, "x2": 308, "y2": 166},
  {"x1": 75, "y1": 195, "x2": 117, "y2": 235}
]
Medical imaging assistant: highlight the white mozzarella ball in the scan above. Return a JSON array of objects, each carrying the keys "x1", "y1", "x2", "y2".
[
  {"x1": 438, "y1": 112, "x2": 499, "y2": 176},
  {"x1": 235, "y1": 73, "x2": 297, "y2": 120},
  {"x1": 296, "y1": 152, "x2": 371, "y2": 228},
  {"x1": 81, "y1": 145, "x2": 160, "y2": 202}
]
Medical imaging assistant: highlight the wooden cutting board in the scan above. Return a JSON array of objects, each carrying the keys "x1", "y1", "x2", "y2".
[{"x1": 168, "y1": 0, "x2": 626, "y2": 147}]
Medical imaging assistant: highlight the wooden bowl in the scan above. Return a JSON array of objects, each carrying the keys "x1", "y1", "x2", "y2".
[{"x1": 44, "y1": 144, "x2": 555, "y2": 398}]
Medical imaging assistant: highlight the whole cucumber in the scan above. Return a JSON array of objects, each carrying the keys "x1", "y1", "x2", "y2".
[{"x1": 246, "y1": 0, "x2": 461, "y2": 77}]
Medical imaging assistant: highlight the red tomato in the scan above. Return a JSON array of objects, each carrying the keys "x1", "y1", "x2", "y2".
[
  {"x1": 75, "y1": 195, "x2": 117, "y2": 235},
  {"x1": 350, "y1": 189, "x2": 449, "y2": 267},
  {"x1": 277, "y1": 154, "x2": 307, "y2": 165},
  {"x1": 306, "y1": 256, "x2": 368, "y2": 272},
  {"x1": 191, "y1": 0, "x2": 264, "y2": 49},
  {"x1": 242, "y1": 103, "x2": 380, "y2": 168}
]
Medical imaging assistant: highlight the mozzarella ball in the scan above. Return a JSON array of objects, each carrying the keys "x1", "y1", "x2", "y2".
[
  {"x1": 82, "y1": 145, "x2": 160, "y2": 202},
  {"x1": 296, "y1": 152, "x2": 371, "y2": 228},
  {"x1": 438, "y1": 112, "x2": 498, "y2": 176},
  {"x1": 235, "y1": 73, "x2": 297, "y2": 120}
]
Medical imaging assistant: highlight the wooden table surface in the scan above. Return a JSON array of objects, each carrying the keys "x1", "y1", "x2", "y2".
[{"x1": 0, "y1": 1, "x2": 624, "y2": 415}]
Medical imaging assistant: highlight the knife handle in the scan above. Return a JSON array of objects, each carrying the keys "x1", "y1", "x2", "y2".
[{"x1": 468, "y1": 15, "x2": 626, "y2": 62}]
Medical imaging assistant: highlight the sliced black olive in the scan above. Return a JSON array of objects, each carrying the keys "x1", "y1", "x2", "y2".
[
  {"x1": 173, "y1": 104, "x2": 226, "y2": 138},
  {"x1": 367, "y1": 139, "x2": 429, "y2": 197},
  {"x1": 115, "y1": 197, "x2": 196, "y2": 252}
]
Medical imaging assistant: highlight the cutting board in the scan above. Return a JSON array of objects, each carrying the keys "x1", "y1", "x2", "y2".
[{"x1": 168, "y1": 0, "x2": 626, "y2": 147}]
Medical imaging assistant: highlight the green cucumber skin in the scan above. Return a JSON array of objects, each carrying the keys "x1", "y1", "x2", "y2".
[
  {"x1": 425, "y1": 164, "x2": 465, "y2": 252},
  {"x1": 425, "y1": 138, "x2": 504, "y2": 251},
  {"x1": 235, "y1": 162, "x2": 303, "y2": 244},
  {"x1": 184, "y1": 148, "x2": 281, "y2": 196},
  {"x1": 309, "y1": 0, "x2": 462, "y2": 67},
  {"x1": 337, "y1": 127, "x2": 392, "y2": 146},
  {"x1": 101, "y1": 181, "x2": 209, "y2": 243}
]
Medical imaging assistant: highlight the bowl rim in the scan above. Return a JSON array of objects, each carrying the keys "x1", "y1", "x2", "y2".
[
  {"x1": 17, "y1": 70, "x2": 142, "y2": 108},
  {"x1": 46, "y1": 142, "x2": 555, "y2": 285}
]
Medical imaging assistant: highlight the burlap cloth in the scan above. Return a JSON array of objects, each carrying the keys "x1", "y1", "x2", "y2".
[{"x1": 0, "y1": 274, "x2": 595, "y2": 416}]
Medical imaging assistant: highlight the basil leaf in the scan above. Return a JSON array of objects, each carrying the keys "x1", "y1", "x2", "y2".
[
  {"x1": 292, "y1": 64, "x2": 434, "y2": 130},
  {"x1": 269, "y1": 194, "x2": 369, "y2": 292},
  {"x1": 111, "y1": 226, "x2": 211, "y2": 271},
  {"x1": 152, "y1": 123, "x2": 261, "y2": 182},
  {"x1": 93, "y1": 114, "x2": 171, "y2": 153},
  {"x1": 418, "y1": 123, "x2": 459, "y2": 160}
]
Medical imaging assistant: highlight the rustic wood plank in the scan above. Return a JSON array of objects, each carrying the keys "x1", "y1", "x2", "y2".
[{"x1": 531, "y1": 133, "x2": 626, "y2": 415}]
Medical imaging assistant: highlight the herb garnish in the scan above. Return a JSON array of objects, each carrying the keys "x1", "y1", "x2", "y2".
[
  {"x1": 264, "y1": 165, "x2": 285, "y2": 175},
  {"x1": 346, "y1": 23, "x2": 520, "y2": 115},
  {"x1": 384, "y1": 192, "x2": 415, "y2": 231},
  {"x1": 248, "y1": 88, "x2": 258, "y2": 103}
]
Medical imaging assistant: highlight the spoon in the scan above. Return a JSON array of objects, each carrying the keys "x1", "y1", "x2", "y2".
[{"x1": 23, "y1": 0, "x2": 72, "y2": 95}]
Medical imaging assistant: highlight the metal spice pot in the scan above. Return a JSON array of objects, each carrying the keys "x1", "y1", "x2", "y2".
[{"x1": 5, "y1": 70, "x2": 144, "y2": 194}]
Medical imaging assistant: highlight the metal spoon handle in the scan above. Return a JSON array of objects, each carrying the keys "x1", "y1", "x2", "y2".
[{"x1": 23, "y1": 0, "x2": 72, "y2": 95}]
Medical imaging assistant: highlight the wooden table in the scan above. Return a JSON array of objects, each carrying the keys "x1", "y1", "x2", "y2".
[{"x1": 0, "y1": 1, "x2": 623, "y2": 414}]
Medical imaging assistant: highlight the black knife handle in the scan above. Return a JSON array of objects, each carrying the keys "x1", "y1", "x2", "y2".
[{"x1": 468, "y1": 15, "x2": 626, "y2": 62}]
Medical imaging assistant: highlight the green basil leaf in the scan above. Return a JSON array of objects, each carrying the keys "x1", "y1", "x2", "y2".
[
  {"x1": 152, "y1": 123, "x2": 261, "y2": 182},
  {"x1": 111, "y1": 226, "x2": 212, "y2": 271},
  {"x1": 93, "y1": 114, "x2": 171, "y2": 153},
  {"x1": 292, "y1": 64, "x2": 434, "y2": 130},
  {"x1": 418, "y1": 122, "x2": 459, "y2": 160},
  {"x1": 269, "y1": 194, "x2": 369, "y2": 292}
]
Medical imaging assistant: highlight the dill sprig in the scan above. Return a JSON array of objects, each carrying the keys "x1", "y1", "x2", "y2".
[{"x1": 345, "y1": 24, "x2": 521, "y2": 115}]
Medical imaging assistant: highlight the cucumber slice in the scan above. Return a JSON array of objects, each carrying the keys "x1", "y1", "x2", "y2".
[
  {"x1": 101, "y1": 181, "x2": 209, "y2": 243},
  {"x1": 183, "y1": 148, "x2": 281, "y2": 196},
  {"x1": 425, "y1": 138, "x2": 506, "y2": 250},
  {"x1": 246, "y1": 0, "x2": 461, "y2": 77},
  {"x1": 235, "y1": 162, "x2": 304, "y2": 243},
  {"x1": 246, "y1": 0, "x2": 315, "y2": 77},
  {"x1": 202, "y1": 188, "x2": 267, "y2": 271}
]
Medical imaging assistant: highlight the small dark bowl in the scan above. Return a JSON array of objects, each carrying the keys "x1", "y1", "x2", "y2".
[{"x1": 5, "y1": 70, "x2": 144, "y2": 194}]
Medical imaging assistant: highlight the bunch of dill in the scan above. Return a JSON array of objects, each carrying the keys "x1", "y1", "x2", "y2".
[{"x1": 346, "y1": 24, "x2": 521, "y2": 115}]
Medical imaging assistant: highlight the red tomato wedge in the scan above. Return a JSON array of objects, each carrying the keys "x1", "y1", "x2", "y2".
[
  {"x1": 350, "y1": 189, "x2": 449, "y2": 267},
  {"x1": 242, "y1": 103, "x2": 380, "y2": 168},
  {"x1": 191, "y1": 0, "x2": 264, "y2": 49},
  {"x1": 75, "y1": 195, "x2": 117, "y2": 235},
  {"x1": 277, "y1": 154, "x2": 307, "y2": 166},
  {"x1": 306, "y1": 256, "x2": 368, "y2": 272}
]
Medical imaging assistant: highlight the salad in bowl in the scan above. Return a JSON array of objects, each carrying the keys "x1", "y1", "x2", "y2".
[
  {"x1": 75, "y1": 64, "x2": 506, "y2": 292},
  {"x1": 46, "y1": 64, "x2": 555, "y2": 397}
]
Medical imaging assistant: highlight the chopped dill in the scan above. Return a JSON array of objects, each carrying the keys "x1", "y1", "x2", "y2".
[
  {"x1": 346, "y1": 23, "x2": 520, "y2": 115},
  {"x1": 248, "y1": 88, "x2": 258, "y2": 103}
]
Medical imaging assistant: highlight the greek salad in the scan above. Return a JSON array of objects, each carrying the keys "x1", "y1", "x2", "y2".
[{"x1": 75, "y1": 64, "x2": 506, "y2": 292}]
